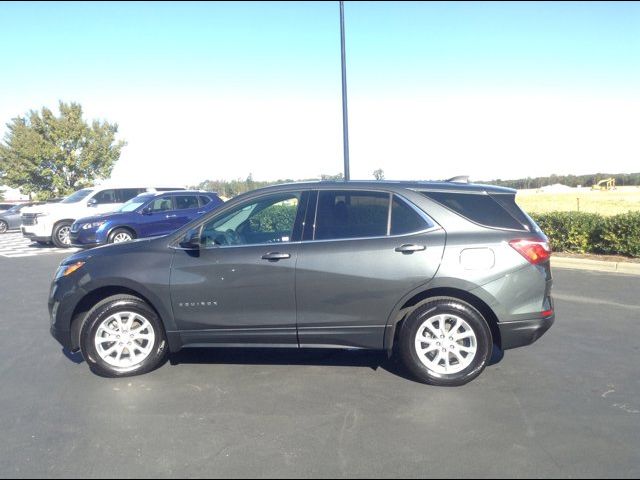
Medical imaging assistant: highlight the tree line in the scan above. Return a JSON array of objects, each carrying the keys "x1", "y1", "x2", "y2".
[{"x1": 483, "y1": 173, "x2": 640, "y2": 190}]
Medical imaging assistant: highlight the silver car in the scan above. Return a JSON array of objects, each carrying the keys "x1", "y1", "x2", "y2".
[{"x1": 49, "y1": 180, "x2": 554, "y2": 386}]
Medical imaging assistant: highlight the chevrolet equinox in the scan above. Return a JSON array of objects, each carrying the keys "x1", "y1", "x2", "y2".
[{"x1": 49, "y1": 181, "x2": 554, "y2": 386}]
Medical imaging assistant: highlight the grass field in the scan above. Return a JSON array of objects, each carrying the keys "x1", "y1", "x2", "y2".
[{"x1": 516, "y1": 186, "x2": 640, "y2": 216}]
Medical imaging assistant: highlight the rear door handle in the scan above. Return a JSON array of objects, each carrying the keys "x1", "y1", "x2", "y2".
[
  {"x1": 395, "y1": 244, "x2": 426, "y2": 253},
  {"x1": 261, "y1": 252, "x2": 291, "y2": 261},
  {"x1": 165, "y1": 214, "x2": 177, "y2": 218}
]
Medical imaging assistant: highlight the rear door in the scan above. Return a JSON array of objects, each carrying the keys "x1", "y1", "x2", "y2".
[
  {"x1": 172, "y1": 194, "x2": 201, "y2": 229},
  {"x1": 295, "y1": 190, "x2": 446, "y2": 349}
]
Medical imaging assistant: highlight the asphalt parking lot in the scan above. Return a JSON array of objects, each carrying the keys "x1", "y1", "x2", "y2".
[{"x1": 0, "y1": 241, "x2": 639, "y2": 478}]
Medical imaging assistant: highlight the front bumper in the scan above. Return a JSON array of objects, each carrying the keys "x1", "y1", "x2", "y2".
[
  {"x1": 22, "y1": 227, "x2": 52, "y2": 243},
  {"x1": 69, "y1": 229, "x2": 106, "y2": 248},
  {"x1": 49, "y1": 277, "x2": 87, "y2": 352}
]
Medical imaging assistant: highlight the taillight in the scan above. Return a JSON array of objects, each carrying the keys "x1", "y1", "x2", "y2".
[{"x1": 509, "y1": 239, "x2": 551, "y2": 265}]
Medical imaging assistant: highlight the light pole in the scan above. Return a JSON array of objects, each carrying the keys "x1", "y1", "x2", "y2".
[{"x1": 339, "y1": 1, "x2": 350, "y2": 181}]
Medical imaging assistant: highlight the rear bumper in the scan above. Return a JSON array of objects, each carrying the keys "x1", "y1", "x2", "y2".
[{"x1": 498, "y1": 313, "x2": 555, "y2": 350}]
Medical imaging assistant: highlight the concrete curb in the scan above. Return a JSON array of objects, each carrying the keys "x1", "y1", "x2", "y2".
[{"x1": 551, "y1": 256, "x2": 640, "y2": 275}]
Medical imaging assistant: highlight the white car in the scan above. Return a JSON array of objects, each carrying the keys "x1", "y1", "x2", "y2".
[{"x1": 21, "y1": 186, "x2": 183, "y2": 248}]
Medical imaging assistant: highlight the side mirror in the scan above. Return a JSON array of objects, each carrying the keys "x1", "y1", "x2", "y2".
[
  {"x1": 87, "y1": 198, "x2": 98, "y2": 207},
  {"x1": 141, "y1": 207, "x2": 152, "y2": 215},
  {"x1": 179, "y1": 228, "x2": 200, "y2": 250}
]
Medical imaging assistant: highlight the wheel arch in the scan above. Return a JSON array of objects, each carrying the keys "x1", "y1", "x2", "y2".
[
  {"x1": 384, "y1": 286, "x2": 502, "y2": 352},
  {"x1": 106, "y1": 225, "x2": 138, "y2": 241},
  {"x1": 69, "y1": 284, "x2": 173, "y2": 352}
]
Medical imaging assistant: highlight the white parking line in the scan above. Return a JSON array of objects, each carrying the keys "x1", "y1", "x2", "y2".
[{"x1": 0, "y1": 232, "x2": 79, "y2": 258}]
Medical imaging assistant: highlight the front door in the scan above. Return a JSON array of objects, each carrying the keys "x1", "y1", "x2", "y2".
[{"x1": 170, "y1": 191, "x2": 308, "y2": 347}]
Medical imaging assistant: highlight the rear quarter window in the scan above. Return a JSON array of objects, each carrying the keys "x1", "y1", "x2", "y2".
[{"x1": 421, "y1": 191, "x2": 526, "y2": 230}]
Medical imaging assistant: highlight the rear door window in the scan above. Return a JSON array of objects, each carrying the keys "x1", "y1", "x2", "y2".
[
  {"x1": 175, "y1": 195, "x2": 200, "y2": 210},
  {"x1": 117, "y1": 188, "x2": 145, "y2": 203},
  {"x1": 391, "y1": 196, "x2": 433, "y2": 235},
  {"x1": 93, "y1": 189, "x2": 118, "y2": 205},
  {"x1": 314, "y1": 191, "x2": 390, "y2": 240},
  {"x1": 421, "y1": 191, "x2": 526, "y2": 230}
]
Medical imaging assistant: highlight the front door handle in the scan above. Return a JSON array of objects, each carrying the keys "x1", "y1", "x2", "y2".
[
  {"x1": 261, "y1": 252, "x2": 291, "y2": 261},
  {"x1": 395, "y1": 244, "x2": 426, "y2": 254},
  {"x1": 165, "y1": 214, "x2": 177, "y2": 219}
]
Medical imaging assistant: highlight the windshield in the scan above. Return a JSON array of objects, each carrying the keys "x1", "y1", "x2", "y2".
[
  {"x1": 118, "y1": 194, "x2": 155, "y2": 212},
  {"x1": 5, "y1": 205, "x2": 22, "y2": 214},
  {"x1": 60, "y1": 189, "x2": 93, "y2": 204}
]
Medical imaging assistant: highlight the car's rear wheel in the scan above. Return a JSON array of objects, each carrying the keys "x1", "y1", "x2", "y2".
[
  {"x1": 399, "y1": 298, "x2": 492, "y2": 386},
  {"x1": 52, "y1": 221, "x2": 73, "y2": 248},
  {"x1": 79, "y1": 295, "x2": 168, "y2": 377},
  {"x1": 0, "y1": 221, "x2": 8, "y2": 234},
  {"x1": 108, "y1": 228, "x2": 135, "y2": 244}
]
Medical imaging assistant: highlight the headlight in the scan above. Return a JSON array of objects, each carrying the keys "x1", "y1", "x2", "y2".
[
  {"x1": 55, "y1": 261, "x2": 85, "y2": 279},
  {"x1": 35, "y1": 213, "x2": 49, "y2": 218},
  {"x1": 81, "y1": 221, "x2": 106, "y2": 230}
]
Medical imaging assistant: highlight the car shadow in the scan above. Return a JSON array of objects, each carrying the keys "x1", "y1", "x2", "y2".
[
  {"x1": 61, "y1": 344, "x2": 505, "y2": 382},
  {"x1": 168, "y1": 343, "x2": 505, "y2": 383}
]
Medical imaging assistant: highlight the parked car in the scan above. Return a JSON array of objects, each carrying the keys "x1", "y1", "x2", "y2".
[
  {"x1": 49, "y1": 180, "x2": 554, "y2": 386},
  {"x1": 0, "y1": 202, "x2": 45, "y2": 233},
  {"x1": 0, "y1": 203, "x2": 17, "y2": 212},
  {"x1": 70, "y1": 191, "x2": 224, "y2": 248},
  {"x1": 21, "y1": 186, "x2": 184, "y2": 247}
]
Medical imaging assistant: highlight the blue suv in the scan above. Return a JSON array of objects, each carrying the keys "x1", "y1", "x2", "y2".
[{"x1": 70, "y1": 191, "x2": 223, "y2": 248}]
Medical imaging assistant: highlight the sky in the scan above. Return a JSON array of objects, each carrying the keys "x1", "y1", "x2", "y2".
[{"x1": 0, "y1": 1, "x2": 639, "y2": 186}]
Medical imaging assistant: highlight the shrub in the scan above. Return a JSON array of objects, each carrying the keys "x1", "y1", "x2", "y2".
[{"x1": 530, "y1": 211, "x2": 640, "y2": 258}]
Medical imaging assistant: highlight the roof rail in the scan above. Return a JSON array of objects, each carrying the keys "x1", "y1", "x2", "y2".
[{"x1": 446, "y1": 175, "x2": 470, "y2": 183}]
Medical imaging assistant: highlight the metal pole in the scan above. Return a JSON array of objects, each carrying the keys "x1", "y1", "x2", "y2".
[{"x1": 340, "y1": 0, "x2": 350, "y2": 181}]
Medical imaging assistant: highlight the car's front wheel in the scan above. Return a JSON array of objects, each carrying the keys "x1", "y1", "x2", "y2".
[
  {"x1": 0, "y1": 221, "x2": 8, "y2": 234},
  {"x1": 398, "y1": 298, "x2": 492, "y2": 386},
  {"x1": 108, "y1": 228, "x2": 135, "y2": 244},
  {"x1": 52, "y1": 221, "x2": 73, "y2": 248},
  {"x1": 79, "y1": 295, "x2": 168, "y2": 377}
]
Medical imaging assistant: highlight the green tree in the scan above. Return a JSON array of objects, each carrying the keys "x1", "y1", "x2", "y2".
[
  {"x1": 0, "y1": 101, "x2": 126, "y2": 199},
  {"x1": 320, "y1": 172, "x2": 344, "y2": 181},
  {"x1": 373, "y1": 168, "x2": 385, "y2": 180}
]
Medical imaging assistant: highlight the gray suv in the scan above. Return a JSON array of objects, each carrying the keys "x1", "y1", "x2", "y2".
[{"x1": 49, "y1": 181, "x2": 554, "y2": 386}]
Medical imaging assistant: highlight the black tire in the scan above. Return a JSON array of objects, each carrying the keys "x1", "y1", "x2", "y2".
[
  {"x1": 52, "y1": 221, "x2": 73, "y2": 248},
  {"x1": 398, "y1": 297, "x2": 493, "y2": 387},
  {"x1": 108, "y1": 227, "x2": 135, "y2": 244},
  {"x1": 79, "y1": 294, "x2": 168, "y2": 378},
  {"x1": 0, "y1": 221, "x2": 7, "y2": 234}
]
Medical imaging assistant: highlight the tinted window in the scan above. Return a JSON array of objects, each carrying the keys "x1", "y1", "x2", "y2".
[
  {"x1": 315, "y1": 191, "x2": 390, "y2": 240},
  {"x1": 60, "y1": 189, "x2": 93, "y2": 204},
  {"x1": 149, "y1": 196, "x2": 174, "y2": 212},
  {"x1": 117, "y1": 188, "x2": 145, "y2": 203},
  {"x1": 199, "y1": 196, "x2": 212, "y2": 206},
  {"x1": 421, "y1": 191, "x2": 525, "y2": 230},
  {"x1": 201, "y1": 193, "x2": 301, "y2": 247},
  {"x1": 93, "y1": 189, "x2": 118, "y2": 205},
  {"x1": 391, "y1": 196, "x2": 432, "y2": 235},
  {"x1": 175, "y1": 195, "x2": 199, "y2": 210}
]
